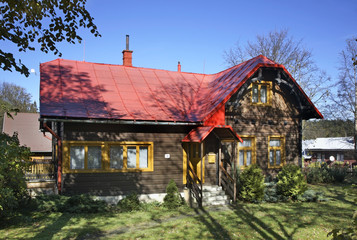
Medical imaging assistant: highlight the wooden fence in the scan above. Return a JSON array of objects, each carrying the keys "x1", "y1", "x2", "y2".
[{"x1": 25, "y1": 156, "x2": 55, "y2": 181}]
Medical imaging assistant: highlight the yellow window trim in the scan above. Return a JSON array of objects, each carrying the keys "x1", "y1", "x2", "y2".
[
  {"x1": 250, "y1": 81, "x2": 272, "y2": 106},
  {"x1": 62, "y1": 141, "x2": 154, "y2": 173},
  {"x1": 268, "y1": 136, "x2": 285, "y2": 169},
  {"x1": 237, "y1": 135, "x2": 256, "y2": 169}
]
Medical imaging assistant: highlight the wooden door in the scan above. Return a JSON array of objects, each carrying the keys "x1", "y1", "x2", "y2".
[{"x1": 183, "y1": 143, "x2": 204, "y2": 183}]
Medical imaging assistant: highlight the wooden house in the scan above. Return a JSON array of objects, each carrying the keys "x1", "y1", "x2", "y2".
[
  {"x1": 39, "y1": 37, "x2": 322, "y2": 204},
  {"x1": 303, "y1": 137, "x2": 356, "y2": 166}
]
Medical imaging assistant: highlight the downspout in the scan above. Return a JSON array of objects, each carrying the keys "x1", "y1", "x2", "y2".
[{"x1": 43, "y1": 122, "x2": 62, "y2": 194}]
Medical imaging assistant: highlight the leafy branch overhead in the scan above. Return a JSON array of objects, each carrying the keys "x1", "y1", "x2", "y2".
[{"x1": 0, "y1": 0, "x2": 101, "y2": 76}]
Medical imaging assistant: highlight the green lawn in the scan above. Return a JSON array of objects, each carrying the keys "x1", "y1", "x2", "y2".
[{"x1": 1, "y1": 184, "x2": 356, "y2": 240}]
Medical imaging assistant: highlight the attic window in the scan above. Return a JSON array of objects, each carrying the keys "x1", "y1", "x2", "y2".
[{"x1": 251, "y1": 81, "x2": 271, "y2": 105}]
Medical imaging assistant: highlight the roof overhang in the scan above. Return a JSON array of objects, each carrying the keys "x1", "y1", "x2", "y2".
[{"x1": 182, "y1": 125, "x2": 242, "y2": 143}]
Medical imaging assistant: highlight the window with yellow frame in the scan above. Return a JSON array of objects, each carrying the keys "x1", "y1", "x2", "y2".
[
  {"x1": 251, "y1": 81, "x2": 272, "y2": 105},
  {"x1": 62, "y1": 141, "x2": 154, "y2": 173},
  {"x1": 238, "y1": 136, "x2": 256, "y2": 168},
  {"x1": 268, "y1": 136, "x2": 285, "y2": 168}
]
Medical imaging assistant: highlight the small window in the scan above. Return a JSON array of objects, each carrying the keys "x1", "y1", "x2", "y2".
[
  {"x1": 88, "y1": 146, "x2": 102, "y2": 169},
  {"x1": 139, "y1": 146, "x2": 148, "y2": 168},
  {"x1": 268, "y1": 136, "x2": 285, "y2": 168},
  {"x1": 251, "y1": 81, "x2": 271, "y2": 105},
  {"x1": 238, "y1": 137, "x2": 255, "y2": 168},
  {"x1": 70, "y1": 146, "x2": 85, "y2": 169},
  {"x1": 110, "y1": 146, "x2": 123, "y2": 169}
]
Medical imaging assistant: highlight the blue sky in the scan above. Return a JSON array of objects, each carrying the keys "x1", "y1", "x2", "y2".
[{"x1": 1, "y1": 0, "x2": 356, "y2": 105}]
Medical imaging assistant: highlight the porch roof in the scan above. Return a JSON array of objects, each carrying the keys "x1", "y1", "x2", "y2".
[{"x1": 182, "y1": 125, "x2": 242, "y2": 143}]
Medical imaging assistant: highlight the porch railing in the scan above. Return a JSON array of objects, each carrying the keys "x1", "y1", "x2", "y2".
[
  {"x1": 187, "y1": 163, "x2": 202, "y2": 207},
  {"x1": 25, "y1": 157, "x2": 55, "y2": 182},
  {"x1": 219, "y1": 161, "x2": 236, "y2": 202}
]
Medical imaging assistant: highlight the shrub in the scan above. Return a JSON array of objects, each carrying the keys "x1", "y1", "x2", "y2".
[
  {"x1": 0, "y1": 133, "x2": 31, "y2": 217},
  {"x1": 276, "y1": 164, "x2": 307, "y2": 200},
  {"x1": 304, "y1": 163, "x2": 333, "y2": 184},
  {"x1": 117, "y1": 193, "x2": 141, "y2": 212},
  {"x1": 329, "y1": 164, "x2": 348, "y2": 183},
  {"x1": 298, "y1": 189, "x2": 328, "y2": 202},
  {"x1": 163, "y1": 179, "x2": 184, "y2": 209},
  {"x1": 263, "y1": 181, "x2": 289, "y2": 203},
  {"x1": 34, "y1": 194, "x2": 108, "y2": 213},
  {"x1": 238, "y1": 164, "x2": 265, "y2": 202}
]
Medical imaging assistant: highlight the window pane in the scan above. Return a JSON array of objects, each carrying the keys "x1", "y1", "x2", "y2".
[
  {"x1": 110, "y1": 146, "x2": 123, "y2": 169},
  {"x1": 127, "y1": 147, "x2": 137, "y2": 168},
  {"x1": 239, "y1": 138, "x2": 251, "y2": 147},
  {"x1": 246, "y1": 151, "x2": 252, "y2": 165},
  {"x1": 269, "y1": 139, "x2": 281, "y2": 147},
  {"x1": 139, "y1": 146, "x2": 148, "y2": 168},
  {"x1": 252, "y1": 85, "x2": 258, "y2": 103},
  {"x1": 260, "y1": 85, "x2": 267, "y2": 103},
  {"x1": 70, "y1": 146, "x2": 84, "y2": 169},
  {"x1": 276, "y1": 150, "x2": 281, "y2": 165},
  {"x1": 88, "y1": 146, "x2": 101, "y2": 169},
  {"x1": 269, "y1": 150, "x2": 274, "y2": 165},
  {"x1": 239, "y1": 150, "x2": 244, "y2": 166}
]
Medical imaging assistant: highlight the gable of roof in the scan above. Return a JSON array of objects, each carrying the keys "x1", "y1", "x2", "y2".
[
  {"x1": 2, "y1": 113, "x2": 52, "y2": 153},
  {"x1": 40, "y1": 55, "x2": 322, "y2": 122}
]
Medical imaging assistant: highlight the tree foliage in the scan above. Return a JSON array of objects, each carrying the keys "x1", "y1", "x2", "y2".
[
  {"x1": 0, "y1": 82, "x2": 37, "y2": 127},
  {"x1": 224, "y1": 29, "x2": 330, "y2": 107},
  {"x1": 303, "y1": 119, "x2": 354, "y2": 140},
  {"x1": 0, "y1": 132, "x2": 31, "y2": 217},
  {"x1": 0, "y1": 0, "x2": 101, "y2": 76}
]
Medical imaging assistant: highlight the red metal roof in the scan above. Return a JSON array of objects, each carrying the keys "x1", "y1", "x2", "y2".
[
  {"x1": 40, "y1": 55, "x2": 323, "y2": 122},
  {"x1": 182, "y1": 125, "x2": 242, "y2": 143}
]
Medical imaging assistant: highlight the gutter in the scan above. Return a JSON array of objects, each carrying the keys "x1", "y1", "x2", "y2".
[{"x1": 39, "y1": 117, "x2": 201, "y2": 126}]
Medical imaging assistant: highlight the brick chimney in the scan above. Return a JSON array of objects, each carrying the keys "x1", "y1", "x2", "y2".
[
  {"x1": 177, "y1": 61, "x2": 181, "y2": 72},
  {"x1": 122, "y1": 35, "x2": 133, "y2": 67}
]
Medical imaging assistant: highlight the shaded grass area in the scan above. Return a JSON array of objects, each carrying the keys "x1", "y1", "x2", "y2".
[{"x1": 1, "y1": 184, "x2": 356, "y2": 240}]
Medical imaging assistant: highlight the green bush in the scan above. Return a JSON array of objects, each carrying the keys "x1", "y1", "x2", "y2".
[
  {"x1": 263, "y1": 182, "x2": 288, "y2": 202},
  {"x1": 304, "y1": 162, "x2": 349, "y2": 184},
  {"x1": 238, "y1": 164, "x2": 265, "y2": 202},
  {"x1": 34, "y1": 194, "x2": 108, "y2": 213},
  {"x1": 117, "y1": 193, "x2": 141, "y2": 212},
  {"x1": 163, "y1": 179, "x2": 184, "y2": 209},
  {"x1": 276, "y1": 164, "x2": 307, "y2": 200},
  {"x1": 298, "y1": 189, "x2": 328, "y2": 202},
  {"x1": 304, "y1": 163, "x2": 332, "y2": 184},
  {"x1": 329, "y1": 164, "x2": 348, "y2": 183},
  {"x1": 0, "y1": 133, "x2": 31, "y2": 217}
]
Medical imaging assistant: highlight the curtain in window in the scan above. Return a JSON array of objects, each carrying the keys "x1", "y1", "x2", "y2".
[
  {"x1": 239, "y1": 139, "x2": 251, "y2": 147},
  {"x1": 70, "y1": 146, "x2": 85, "y2": 169},
  {"x1": 252, "y1": 85, "x2": 259, "y2": 103},
  {"x1": 110, "y1": 146, "x2": 123, "y2": 169},
  {"x1": 139, "y1": 146, "x2": 148, "y2": 168},
  {"x1": 88, "y1": 146, "x2": 101, "y2": 169},
  {"x1": 260, "y1": 85, "x2": 267, "y2": 103},
  {"x1": 269, "y1": 150, "x2": 274, "y2": 165},
  {"x1": 276, "y1": 150, "x2": 281, "y2": 165},
  {"x1": 269, "y1": 139, "x2": 281, "y2": 147},
  {"x1": 246, "y1": 151, "x2": 252, "y2": 165},
  {"x1": 239, "y1": 150, "x2": 244, "y2": 166},
  {"x1": 127, "y1": 147, "x2": 137, "y2": 168}
]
